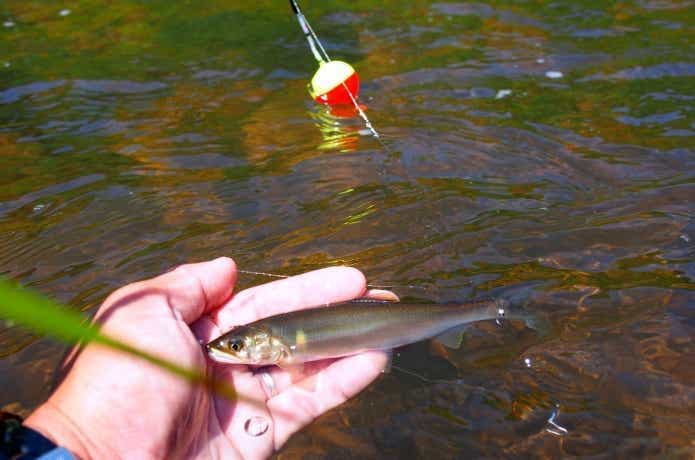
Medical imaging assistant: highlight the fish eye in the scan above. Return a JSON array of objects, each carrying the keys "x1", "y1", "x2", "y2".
[{"x1": 230, "y1": 339, "x2": 243, "y2": 352}]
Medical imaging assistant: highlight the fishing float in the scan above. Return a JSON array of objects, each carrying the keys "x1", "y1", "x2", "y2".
[{"x1": 288, "y1": 0, "x2": 388, "y2": 147}]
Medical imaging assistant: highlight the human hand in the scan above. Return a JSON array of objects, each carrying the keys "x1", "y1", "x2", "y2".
[{"x1": 25, "y1": 257, "x2": 389, "y2": 459}]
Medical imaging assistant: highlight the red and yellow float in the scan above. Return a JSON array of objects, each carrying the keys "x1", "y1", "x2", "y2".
[{"x1": 308, "y1": 60, "x2": 360, "y2": 106}]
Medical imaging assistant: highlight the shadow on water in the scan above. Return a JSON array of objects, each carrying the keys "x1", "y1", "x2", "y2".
[{"x1": 1, "y1": 0, "x2": 694, "y2": 457}]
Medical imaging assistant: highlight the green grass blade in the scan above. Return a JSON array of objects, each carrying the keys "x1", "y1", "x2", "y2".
[{"x1": 0, "y1": 278, "x2": 236, "y2": 400}]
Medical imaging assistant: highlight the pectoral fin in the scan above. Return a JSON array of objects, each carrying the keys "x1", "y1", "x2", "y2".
[
  {"x1": 381, "y1": 350, "x2": 394, "y2": 374},
  {"x1": 276, "y1": 360, "x2": 307, "y2": 382}
]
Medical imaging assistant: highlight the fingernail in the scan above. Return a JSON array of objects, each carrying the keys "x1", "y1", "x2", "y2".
[{"x1": 365, "y1": 289, "x2": 400, "y2": 302}]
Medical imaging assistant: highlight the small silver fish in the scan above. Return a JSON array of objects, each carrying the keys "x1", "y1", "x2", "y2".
[{"x1": 207, "y1": 298, "x2": 538, "y2": 366}]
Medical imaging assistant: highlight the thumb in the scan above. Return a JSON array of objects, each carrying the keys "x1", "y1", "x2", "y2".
[{"x1": 148, "y1": 257, "x2": 237, "y2": 323}]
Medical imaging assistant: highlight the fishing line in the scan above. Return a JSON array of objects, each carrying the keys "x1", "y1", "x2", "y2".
[
  {"x1": 289, "y1": 0, "x2": 327, "y2": 63},
  {"x1": 288, "y1": 0, "x2": 393, "y2": 153},
  {"x1": 391, "y1": 364, "x2": 450, "y2": 384},
  {"x1": 238, "y1": 269, "x2": 289, "y2": 279}
]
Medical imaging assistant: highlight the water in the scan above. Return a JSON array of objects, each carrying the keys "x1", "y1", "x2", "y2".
[{"x1": 1, "y1": 1, "x2": 693, "y2": 457}]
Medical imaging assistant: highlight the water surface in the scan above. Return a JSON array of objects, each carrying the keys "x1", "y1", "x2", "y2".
[{"x1": 1, "y1": 1, "x2": 693, "y2": 457}]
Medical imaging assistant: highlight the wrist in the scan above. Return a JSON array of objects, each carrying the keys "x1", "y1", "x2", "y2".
[
  {"x1": 1, "y1": 409, "x2": 77, "y2": 459},
  {"x1": 24, "y1": 401, "x2": 94, "y2": 460}
]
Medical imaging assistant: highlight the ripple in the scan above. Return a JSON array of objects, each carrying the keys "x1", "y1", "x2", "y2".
[
  {"x1": 71, "y1": 79, "x2": 167, "y2": 95},
  {"x1": 0, "y1": 80, "x2": 66, "y2": 104},
  {"x1": 0, "y1": 174, "x2": 104, "y2": 217},
  {"x1": 616, "y1": 111, "x2": 684, "y2": 127},
  {"x1": 583, "y1": 63, "x2": 695, "y2": 81},
  {"x1": 192, "y1": 67, "x2": 261, "y2": 82}
]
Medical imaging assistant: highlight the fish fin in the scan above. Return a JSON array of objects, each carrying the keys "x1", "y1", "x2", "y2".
[
  {"x1": 277, "y1": 361, "x2": 307, "y2": 381},
  {"x1": 433, "y1": 326, "x2": 467, "y2": 349},
  {"x1": 429, "y1": 339, "x2": 452, "y2": 361},
  {"x1": 525, "y1": 312, "x2": 552, "y2": 337},
  {"x1": 381, "y1": 350, "x2": 394, "y2": 374}
]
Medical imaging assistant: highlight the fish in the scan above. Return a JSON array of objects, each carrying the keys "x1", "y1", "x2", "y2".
[{"x1": 206, "y1": 298, "x2": 540, "y2": 366}]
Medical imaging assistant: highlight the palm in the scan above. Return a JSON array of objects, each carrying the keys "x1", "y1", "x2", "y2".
[
  {"x1": 192, "y1": 264, "x2": 388, "y2": 460},
  {"x1": 31, "y1": 258, "x2": 387, "y2": 460}
]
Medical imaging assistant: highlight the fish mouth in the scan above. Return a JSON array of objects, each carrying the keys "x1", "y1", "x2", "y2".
[{"x1": 206, "y1": 345, "x2": 246, "y2": 364}]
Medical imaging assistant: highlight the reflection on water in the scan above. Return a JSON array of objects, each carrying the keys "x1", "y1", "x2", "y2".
[
  {"x1": 309, "y1": 106, "x2": 363, "y2": 153},
  {"x1": 1, "y1": 0, "x2": 694, "y2": 457}
]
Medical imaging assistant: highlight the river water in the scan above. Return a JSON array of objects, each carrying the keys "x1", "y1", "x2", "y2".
[{"x1": 1, "y1": 1, "x2": 693, "y2": 457}]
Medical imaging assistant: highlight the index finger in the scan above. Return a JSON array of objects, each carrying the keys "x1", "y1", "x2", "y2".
[{"x1": 212, "y1": 266, "x2": 367, "y2": 331}]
